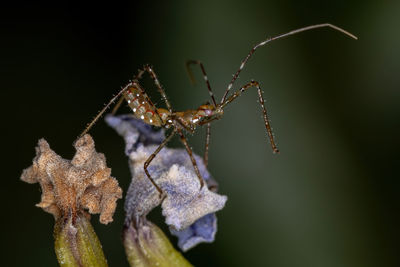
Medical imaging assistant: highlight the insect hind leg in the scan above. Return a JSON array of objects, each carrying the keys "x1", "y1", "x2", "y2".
[
  {"x1": 78, "y1": 84, "x2": 130, "y2": 139},
  {"x1": 136, "y1": 64, "x2": 173, "y2": 113}
]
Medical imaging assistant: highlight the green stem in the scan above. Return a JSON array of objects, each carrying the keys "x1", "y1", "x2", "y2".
[
  {"x1": 54, "y1": 214, "x2": 108, "y2": 267},
  {"x1": 123, "y1": 219, "x2": 193, "y2": 267}
]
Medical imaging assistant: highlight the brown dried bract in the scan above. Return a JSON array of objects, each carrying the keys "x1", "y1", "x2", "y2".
[{"x1": 21, "y1": 134, "x2": 122, "y2": 224}]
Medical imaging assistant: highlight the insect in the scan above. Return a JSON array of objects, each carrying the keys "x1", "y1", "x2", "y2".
[{"x1": 79, "y1": 23, "x2": 356, "y2": 198}]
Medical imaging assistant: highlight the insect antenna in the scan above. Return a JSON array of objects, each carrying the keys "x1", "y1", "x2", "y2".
[
  {"x1": 220, "y1": 23, "x2": 357, "y2": 104},
  {"x1": 78, "y1": 84, "x2": 130, "y2": 139}
]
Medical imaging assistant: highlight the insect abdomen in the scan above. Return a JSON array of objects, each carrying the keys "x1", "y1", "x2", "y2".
[{"x1": 123, "y1": 84, "x2": 162, "y2": 127}]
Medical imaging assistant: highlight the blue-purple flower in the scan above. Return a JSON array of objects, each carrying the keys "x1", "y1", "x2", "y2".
[{"x1": 106, "y1": 114, "x2": 227, "y2": 251}]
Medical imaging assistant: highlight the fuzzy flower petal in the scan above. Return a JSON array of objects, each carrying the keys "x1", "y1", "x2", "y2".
[
  {"x1": 170, "y1": 213, "x2": 217, "y2": 252},
  {"x1": 106, "y1": 114, "x2": 227, "y2": 249}
]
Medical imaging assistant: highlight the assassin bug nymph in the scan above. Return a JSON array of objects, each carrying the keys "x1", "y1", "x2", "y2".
[{"x1": 79, "y1": 23, "x2": 357, "y2": 198}]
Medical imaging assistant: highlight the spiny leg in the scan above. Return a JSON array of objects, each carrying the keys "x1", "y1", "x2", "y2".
[
  {"x1": 221, "y1": 80, "x2": 279, "y2": 153},
  {"x1": 177, "y1": 128, "x2": 205, "y2": 190},
  {"x1": 144, "y1": 129, "x2": 177, "y2": 198},
  {"x1": 78, "y1": 84, "x2": 130, "y2": 138},
  {"x1": 186, "y1": 60, "x2": 217, "y2": 106},
  {"x1": 204, "y1": 123, "x2": 211, "y2": 167},
  {"x1": 220, "y1": 23, "x2": 357, "y2": 104},
  {"x1": 185, "y1": 60, "x2": 216, "y2": 166},
  {"x1": 136, "y1": 64, "x2": 173, "y2": 113},
  {"x1": 111, "y1": 94, "x2": 125, "y2": 115}
]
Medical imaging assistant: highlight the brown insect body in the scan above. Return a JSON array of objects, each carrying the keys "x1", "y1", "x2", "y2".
[{"x1": 124, "y1": 83, "x2": 223, "y2": 133}]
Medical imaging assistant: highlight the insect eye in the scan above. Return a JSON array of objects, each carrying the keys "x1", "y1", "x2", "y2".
[{"x1": 204, "y1": 109, "x2": 213, "y2": 116}]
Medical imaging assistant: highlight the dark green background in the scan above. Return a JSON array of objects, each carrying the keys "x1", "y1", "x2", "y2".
[{"x1": 2, "y1": 1, "x2": 399, "y2": 266}]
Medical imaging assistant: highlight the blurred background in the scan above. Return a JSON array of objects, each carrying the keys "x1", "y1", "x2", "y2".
[{"x1": 2, "y1": 1, "x2": 399, "y2": 266}]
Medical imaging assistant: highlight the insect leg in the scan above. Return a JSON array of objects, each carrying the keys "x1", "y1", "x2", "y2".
[
  {"x1": 221, "y1": 80, "x2": 279, "y2": 153},
  {"x1": 111, "y1": 95, "x2": 125, "y2": 115},
  {"x1": 204, "y1": 123, "x2": 211, "y2": 167},
  {"x1": 186, "y1": 60, "x2": 217, "y2": 107},
  {"x1": 177, "y1": 128, "x2": 205, "y2": 190},
  {"x1": 136, "y1": 64, "x2": 173, "y2": 113},
  {"x1": 185, "y1": 60, "x2": 215, "y2": 166},
  {"x1": 78, "y1": 84, "x2": 130, "y2": 138},
  {"x1": 220, "y1": 23, "x2": 357, "y2": 104},
  {"x1": 144, "y1": 129, "x2": 177, "y2": 198}
]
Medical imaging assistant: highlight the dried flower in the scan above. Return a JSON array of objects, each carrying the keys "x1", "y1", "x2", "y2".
[
  {"x1": 21, "y1": 134, "x2": 122, "y2": 267},
  {"x1": 106, "y1": 114, "x2": 227, "y2": 251},
  {"x1": 21, "y1": 134, "x2": 122, "y2": 224}
]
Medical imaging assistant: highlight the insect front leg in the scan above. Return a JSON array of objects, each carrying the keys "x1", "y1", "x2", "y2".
[
  {"x1": 144, "y1": 129, "x2": 176, "y2": 199},
  {"x1": 185, "y1": 60, "x2": 217, "y2": 106},
  {"x1": 221, "y1": 80, "x2": 279, "y2": 153}
]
